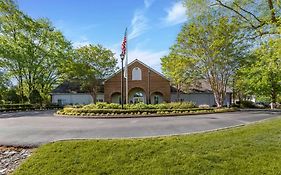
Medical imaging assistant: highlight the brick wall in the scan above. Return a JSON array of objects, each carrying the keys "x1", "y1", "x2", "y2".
[{"x1": 104, "y1": 60, "x2": 170, "y2": 103}]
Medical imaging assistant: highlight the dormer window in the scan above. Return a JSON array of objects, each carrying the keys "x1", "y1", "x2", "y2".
[{"x1": 132, "y1": 67, "x2": 142, "y2": 80}]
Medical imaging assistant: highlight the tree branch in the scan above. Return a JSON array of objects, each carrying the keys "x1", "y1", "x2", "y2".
[
  {"x1": 232, "y1": 2, "x2": 262, "y2": 23},
  {"x1": 267, "y1": 0, "x2": 277, "y2": 23}
]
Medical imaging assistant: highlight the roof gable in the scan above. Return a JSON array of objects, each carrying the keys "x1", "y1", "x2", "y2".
[{"x1": 104, "y1": 59, "x2": 169, "y2": 82}]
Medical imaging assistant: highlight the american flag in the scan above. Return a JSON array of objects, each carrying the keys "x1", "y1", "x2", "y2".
[{"x1": 121, "y1": 28, "x2": 127, "y2": 57}]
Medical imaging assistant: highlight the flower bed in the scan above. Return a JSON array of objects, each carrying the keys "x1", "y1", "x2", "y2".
[{"x1": 57, "y1": 102, "x2": 236, "y2": 118}]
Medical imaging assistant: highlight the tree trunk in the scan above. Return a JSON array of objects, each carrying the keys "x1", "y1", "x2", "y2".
[
  {"x1": 91, "y1": 86, "x2": 97, "y2": 104},
  {"x1": 271, "y1": 86, "x2": 277, "y2": 109},
  {"x1": 214, "y1": 92, "x2": 223, "y2": 108},
  {"x1": 176, "y1": 84, "x2": 180, "y2": 102}
]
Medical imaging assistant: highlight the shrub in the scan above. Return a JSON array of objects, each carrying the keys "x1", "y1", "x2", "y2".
[
  {"x1": 106, "y1": 103, "x2": 122, "y2": 109},
  {"x1": 125, "y1": 102, "x2": 149, "y2": 110},
  {"x1": 239, "y1": 101, "x2": 256, "y2": 108},
  {"x1": 166, "y1": 102, "x2": 196, "y2": 109},
  {"x1": 82, "y1": 104, "x2": 98, "y2": 109},
  {"x1": 153, "y1": 103, "x2": 168, "y2": 109}
]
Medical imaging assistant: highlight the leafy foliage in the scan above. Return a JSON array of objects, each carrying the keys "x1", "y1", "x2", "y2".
[
  {"x1": 237, "y1": 38, "x2": 281, "y2": 106},
  {"x1": 81, "y1": 102, "x2": 196, "y2": 110},
  {"x1": 64, "y1": 45, "x2": 117, "y2": 102},
  {"x1": 164, "y1": 12, "x2": 244, "y2": 107},
  {"x1": 0, "y1": 0, "x2": 72, "y2": 103},
  {"x1": 183, "y1": 0, "x2": 281, "y2": 38}
]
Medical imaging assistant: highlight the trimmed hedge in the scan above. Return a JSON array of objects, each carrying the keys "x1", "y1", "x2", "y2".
[
  {"x1": 81, "y1": 102, "x2": 196, "y2": 110},
  {"x1": 57, "y1": 106, "x2": 236, "y2": 117}
]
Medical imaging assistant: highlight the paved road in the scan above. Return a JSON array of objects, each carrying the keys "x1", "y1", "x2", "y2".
[{"x1": 0, "y1": 110, "x2": 280, "y2": 147}]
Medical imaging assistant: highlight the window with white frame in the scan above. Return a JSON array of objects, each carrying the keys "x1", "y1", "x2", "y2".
[{"x1": 132, "y1": 67, "x2": 142, "y2": 80}]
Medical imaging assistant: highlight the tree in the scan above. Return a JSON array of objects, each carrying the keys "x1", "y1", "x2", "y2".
[
  {"x1": 0, "y1": 0, "x2": 72, "y2": 103},
  {"x1": 238, "y1": 38, "x2": 281, "y2": 108},
  {"x1": 0, "y1": 71, "x2": 11, "y2": 103},
  {"x1": 184, "y1": 0, "x2": 280, "y2": 38},
  {"x1": 161, "y1": 52, "x2": 197, "y2": 101},
  {"x1": 64, "y1": 44, "x2": 117, "y2": 103},
  {"x1": 168, "y1": 13, "x2": 244, "y2": 107}
]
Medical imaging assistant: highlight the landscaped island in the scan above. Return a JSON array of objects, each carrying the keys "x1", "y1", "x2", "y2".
[
  {"x1": 56, "y1": 102, "x2": 236, "y2": 117},
  {"x1": 13, "y1": 117, "x2": 281, "y2": 175}
]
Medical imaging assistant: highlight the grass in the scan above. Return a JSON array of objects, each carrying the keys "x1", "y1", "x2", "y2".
[{"x1": 14, "y1": 118, "x2": 281, "y2": 175}]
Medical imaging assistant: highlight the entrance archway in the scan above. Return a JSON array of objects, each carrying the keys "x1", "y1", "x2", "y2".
[
  {"x1": 111, "y1": 92, "x2": 121, "y2": 104},
  {"x1": 150, "y1": 92, "x2": 164, "y2": 104},
  {"x1": 128, "y1": 88, "x2": 146, "y2": 104}
]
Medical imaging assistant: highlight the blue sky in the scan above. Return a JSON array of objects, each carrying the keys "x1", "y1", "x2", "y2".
[{"x1": 17, "y1": 0, "x2": 187, "y2": 72}]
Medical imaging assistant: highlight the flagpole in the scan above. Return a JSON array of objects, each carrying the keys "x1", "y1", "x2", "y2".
[
  {"x1": 125, "y1": 31, "x2": 129, "y2": 104},
  {"x1": 120, "y1": 54, "x2": 124, "y2": 109}
]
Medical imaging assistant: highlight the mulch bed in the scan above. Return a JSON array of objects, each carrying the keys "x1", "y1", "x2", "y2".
[{"x1": 0, "y1": 146, "x2": 32, "y2": 175}]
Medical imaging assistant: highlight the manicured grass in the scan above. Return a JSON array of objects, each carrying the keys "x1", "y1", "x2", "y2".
[{"x1": 14, "y1": 118, "x2": 281, "y2": 175}]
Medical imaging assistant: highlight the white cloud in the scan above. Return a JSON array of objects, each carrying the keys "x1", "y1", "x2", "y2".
[
  {"x1": 72, "y1": 41, "x2": 91, "y2": 48},
  {"x1": 128, "y1": 9, "x2": 148, "y2": 40},
  {"x1": 128, "y1": 48, "x2": 168, "y2": 72},
  {"x1": 163, "y1": 2, "x2": 187, "y2": 26},
  {"x1": 128, "y1": 0, "x2": 155, "y2": 40},
  {"x1": 72, "y1": 36, "x2": 91, "y2": 48}
]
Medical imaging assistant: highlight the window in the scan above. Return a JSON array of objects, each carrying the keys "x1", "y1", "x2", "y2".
[
  {"x1": 154, "y1": 95, "x2": 159, "y2": 104},
  {"x1": 97, "y1": 99, "x2": 104, "y2": 102},
  {"x1": 132, "y1": 67, "x2": 142, "y2": 80},
  {"x1": 133, "y1": 92, "x2": 144, "y2": 103}
]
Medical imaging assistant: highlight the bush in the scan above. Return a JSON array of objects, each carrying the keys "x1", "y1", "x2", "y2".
[
  {"x1": 239, "y1": 101, "x2": 256, "y2": 108},
  {"x1": 77, "y1": 102, "x2": 197, "y2": 111},
  {"x1": 124, "y1": 102, "x2": 150, "y2": 110},
  {"x1": 56, "y1": 107, "x2": 238, "y2": 117}
]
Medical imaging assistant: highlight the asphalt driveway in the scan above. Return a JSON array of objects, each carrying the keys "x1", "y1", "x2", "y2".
[{"x1": 0, "y1": 110, "x2": 280, "y2": 147}]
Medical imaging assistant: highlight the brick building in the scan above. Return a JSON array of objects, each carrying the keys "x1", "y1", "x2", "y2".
[
  {"x1": 51, "y1": 59, "x2": 232, "y2": 106},
  {"x1": 104, "y1": 59, "x2": 170, "y2": 104}
]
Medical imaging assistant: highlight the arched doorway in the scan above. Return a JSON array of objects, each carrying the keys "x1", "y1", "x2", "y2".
[
  {"x1": 111, "y1": 92, "x2": 121, "y2": 104},
  {"x1": 150, "y1": 92, "x2": 164, "y2": 104},
  {"x1": 129, "y1": 88, "x2": 146, "y2": 104}
]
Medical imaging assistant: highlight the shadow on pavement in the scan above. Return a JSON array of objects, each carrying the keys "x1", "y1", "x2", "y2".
[{"x1": 0, "y1": 110, "x2": 56, "y2": 119}]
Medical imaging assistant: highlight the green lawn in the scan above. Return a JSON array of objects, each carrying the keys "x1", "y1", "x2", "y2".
[{"x1": 14, "y1": 118, "x2": 281, "y2": 175}]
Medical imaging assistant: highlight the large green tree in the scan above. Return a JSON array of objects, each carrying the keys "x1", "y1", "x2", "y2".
[
  {"x1": 161, "y1": 52, "x2": 197, "y2": 101},
  {"x1": 0, "y1": 71, "x2": 11, "y2": 103},
  {"x1": 165, "y1": 13, "x2": 245, "y2": 107},
  {"x1": 64, "y1": 44, "x2": 117, "y2": 103},
  {"x1": 238, "y1": 38, "x2": 281, "y2": 108},
  {"x1": 0, "y1": 0, "x2": 72, "y2": 103}
]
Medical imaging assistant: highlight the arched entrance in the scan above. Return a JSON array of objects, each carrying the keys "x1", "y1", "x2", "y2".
[
  {"x1": 150, "y1": 92, "x2": 164, "y2": 104},
  {"x1": 129, "y1": 88, "x2": 146, "y2": 104},
  {"x1": 111, "y1": 92, "x2": 121, "y2": 104}
]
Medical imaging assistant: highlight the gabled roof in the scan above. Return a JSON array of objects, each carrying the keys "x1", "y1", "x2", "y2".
[{"x1": 104, "y1": 59, "x2": 170, "y2": 82}]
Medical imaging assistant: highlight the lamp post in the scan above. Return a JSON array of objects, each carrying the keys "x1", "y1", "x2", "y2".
[{"x1": 120, "y1": 54, "x2": 124, "y2": 109}]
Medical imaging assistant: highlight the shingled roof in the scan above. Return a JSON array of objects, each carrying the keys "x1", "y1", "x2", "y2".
[
  {"x1": 51, "y1": 81, "x2": 104, "y2": 94},
  {"x1": 170, "y1": 79, "x2": 232, "y2": 94}
]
